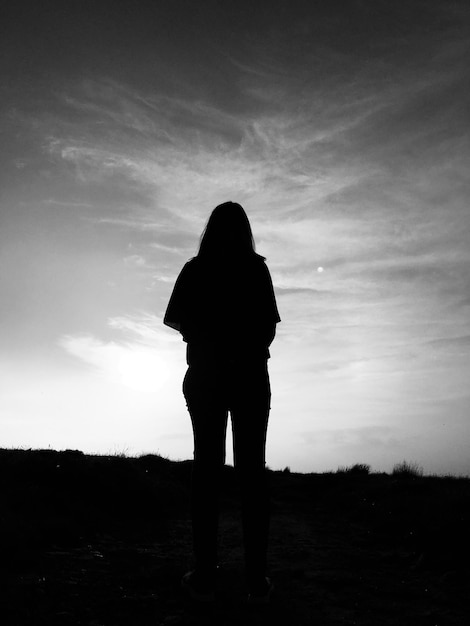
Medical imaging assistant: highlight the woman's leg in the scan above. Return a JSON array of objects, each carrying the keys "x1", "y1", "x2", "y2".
[
  {"x1": 230, "y1": 362, "x2": 271, "y2": 589},
  {"x1": 183, "y1": 366, "x2": 228, "y2": 576}
]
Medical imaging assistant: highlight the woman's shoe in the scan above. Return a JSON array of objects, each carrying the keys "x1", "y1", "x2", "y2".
[
  {"x1": 181, "y1": 570, "x2": 216, "y2": 602},
  {"x1": 247, "y1": 577, "x2": 274, "y2": 605}
]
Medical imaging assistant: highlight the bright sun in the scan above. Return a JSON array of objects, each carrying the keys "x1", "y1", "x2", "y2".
[{"x1": 117, "y1": 349, "x2": 171, "y2": 393}]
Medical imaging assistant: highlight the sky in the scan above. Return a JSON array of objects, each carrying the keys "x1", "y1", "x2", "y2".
[{"x1": 1, "y1": 0, "x2": 470, "y2": 475}]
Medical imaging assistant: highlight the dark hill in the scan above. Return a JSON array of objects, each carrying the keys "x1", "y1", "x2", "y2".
[{"x1": 1, "y1": 448, "x2": 469, "y2": 625}]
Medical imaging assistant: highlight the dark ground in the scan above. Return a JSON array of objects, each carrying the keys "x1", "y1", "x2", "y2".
[{"x1": 1, "y1": 449, "x2": 469, "y2": 625}]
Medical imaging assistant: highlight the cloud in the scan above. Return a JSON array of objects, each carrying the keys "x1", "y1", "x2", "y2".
[
  {"x1": 150, "y1": 242, "x2": 185, "y2": 255},
  {"x1": 44, "y1": 78, "x2": 373, "y2": 228},
  {"x1": 123, "y1": 254, "x2": 148, "y2": 268},
  {"x1": 59, "y1": 313, "x2": 182, "y2": 392},
  {"x1": 276, "y1": 286, "x2": 327, "y2": 296},
  {"x1": 302, "y1": 426, "x2": 401, "y2": 450},
  {"x1": 107, "y1": 313, "x2": 180, "y2": 346},
  {"x1": 41, "y1": 69, "x2": 469, "y2": 383},
  {"x1": 424, "y1": 335, "x2": 470, "y2": 351}
]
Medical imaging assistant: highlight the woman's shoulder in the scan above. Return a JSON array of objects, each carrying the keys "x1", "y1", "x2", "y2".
[
  {"x1": 181, "y1": 257, "x2": 200, "y2": 272},
  {"x1": 173, "y1": 258, "x2": 199, "y2": 286}
]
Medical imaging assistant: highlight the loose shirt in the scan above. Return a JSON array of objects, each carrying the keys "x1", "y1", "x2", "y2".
[{"x1": 164, "y1": 255, "x2": 281, "y2": 365}]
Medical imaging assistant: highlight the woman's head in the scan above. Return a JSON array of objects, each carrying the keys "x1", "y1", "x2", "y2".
[{"x1": 197, "y1": 201, "x2": 260, "y2": 260}]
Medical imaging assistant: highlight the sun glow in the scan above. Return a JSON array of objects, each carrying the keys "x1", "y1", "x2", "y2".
[{"x1": 117, "y1": 349, "x2": 171, "y2": 393}]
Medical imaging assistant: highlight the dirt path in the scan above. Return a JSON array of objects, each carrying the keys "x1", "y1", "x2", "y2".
[{"x1": 6, "y1": 505, "x2": 467, "y2": 626}]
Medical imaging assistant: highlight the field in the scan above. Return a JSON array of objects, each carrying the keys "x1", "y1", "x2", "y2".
[{"x1": 1, "y1": 448, "x2": 469, "y2": 625}]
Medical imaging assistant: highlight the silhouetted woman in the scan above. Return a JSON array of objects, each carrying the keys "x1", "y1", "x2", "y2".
[{"x1": 164, "y1": 201, "x2": 280, "y2": 604}]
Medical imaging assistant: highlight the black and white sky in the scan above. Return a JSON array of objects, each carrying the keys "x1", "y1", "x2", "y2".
[{"x1": 1, "y1": 0, "x2": 470, "y2": 473}]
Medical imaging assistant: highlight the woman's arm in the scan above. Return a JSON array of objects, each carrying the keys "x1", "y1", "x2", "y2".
[{"x1": 163, "y1": 262, "x2": 192, "y2": 333}]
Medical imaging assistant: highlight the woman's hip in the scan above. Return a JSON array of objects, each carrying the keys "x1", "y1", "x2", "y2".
[{"x1": 183, "y1": 359, "x2": 270, "y2": 410}]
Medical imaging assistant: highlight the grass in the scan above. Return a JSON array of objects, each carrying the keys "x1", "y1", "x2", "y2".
[
  {"x1": 2, "y1": 447, "x2": 470, "y2": 625},
  {"x1": 392, "y1": 460, "x2": 424, "y2": 478},
  {"x1": 1, "y1": 448, "x2": 468, "y2": 561},
  {"x1": 336, "y1": 463, "x2": 371, "y2": 476}
]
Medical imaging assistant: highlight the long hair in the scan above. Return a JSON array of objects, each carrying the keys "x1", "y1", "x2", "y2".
[{"x1": 197, "y1": 201, "x2": 264, "y2": 261}]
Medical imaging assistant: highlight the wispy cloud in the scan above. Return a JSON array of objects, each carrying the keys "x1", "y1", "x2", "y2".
[
  {"x1": 21, "y1": 56, "x2": 470, "y2": 373},
  {"x1": 107, "y1": 313, "x2": 180, "y2": 345}
]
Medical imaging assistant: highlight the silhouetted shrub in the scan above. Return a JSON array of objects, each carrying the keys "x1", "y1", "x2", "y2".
[
  {"x1": 392, "y1": 460, "x2": 423, "y2": 478},
  {"x1": 337, "y1": 463, "x2": 371, "y2": 475}
]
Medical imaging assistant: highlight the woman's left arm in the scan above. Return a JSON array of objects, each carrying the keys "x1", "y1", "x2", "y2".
[{"x1": 163, "y1": 262, "x2": 192, "y2": 333}]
